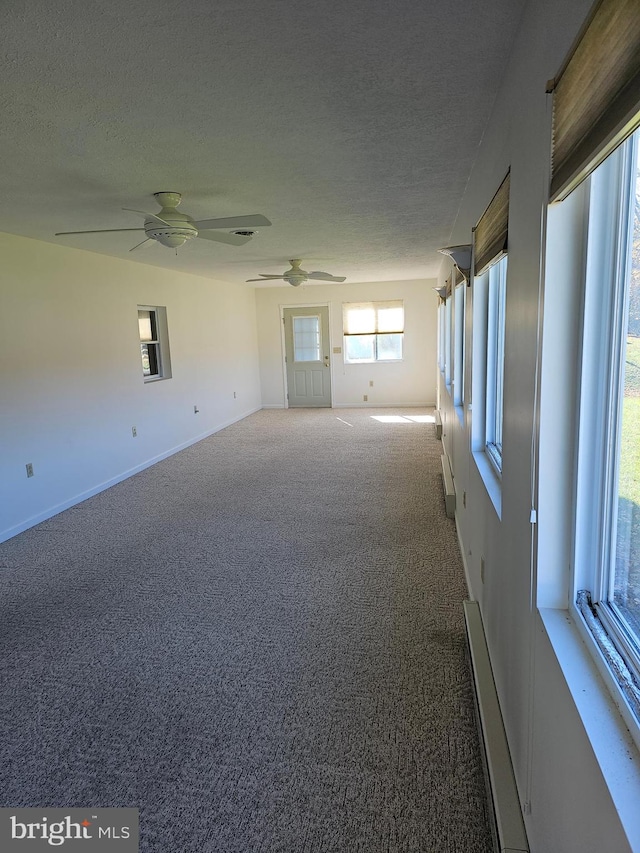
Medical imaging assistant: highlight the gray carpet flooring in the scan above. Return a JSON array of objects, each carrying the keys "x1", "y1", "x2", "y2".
[{"x1": 0, "y1": 408, "x2": 493, "y2": 852}]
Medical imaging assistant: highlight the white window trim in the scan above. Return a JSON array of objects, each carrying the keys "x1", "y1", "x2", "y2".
[
  {"x1": 342, "y1": 300, "x2": 404, "y2": 364},
  {"x1": 485, "y1": 258, "x2": 507, "y2": 475},
  {"x1": 470, "y1": 259, "x2": 505, "y2": 508},
  {"x1": 444, "y1": 297, "x2": 452, "y2": 389},
  {"x1": 453, "y1": 281, "x2": 465, "y2": 413},
  {"x1": 438, "y1": 301, "x2": 446, "y2": 374},
  {"x1": 539, "y1": 607, "x2": 640, "y2": 849},
  {"x1": 536, "y1": 131, "x2": 640, "y2": 849},
  {"x1": 570, "y1": 132, "x2": 640, "y2": 750},
  {"x1": 138, "y1": 305, "x2": 172, "y2": 382}
]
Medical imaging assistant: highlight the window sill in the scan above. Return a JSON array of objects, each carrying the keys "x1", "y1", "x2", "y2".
[
  {"x1": 344, "y1": 359, "x2": 404, "y2": 365},
  {"x1": 538, "y1": 607, "x2": 640, "y2": 849},
  {"x1": 472, "y1": 449, "x2": 502, "y2": 519}
]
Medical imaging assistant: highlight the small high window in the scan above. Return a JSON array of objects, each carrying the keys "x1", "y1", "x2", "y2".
[
  {"x1": 343, "y1": 301, "x2": 404, "y2": 363},
  {"x1": 138, "y1": 306, "x2": 171, "y2": 381}
]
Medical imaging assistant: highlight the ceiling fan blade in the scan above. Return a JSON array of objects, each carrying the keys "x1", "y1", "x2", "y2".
[
  {"x1": 197, "y1": 231, "x2": 252, "y2": 246},
  {"x1": 122, "y1": 209, "x2": 170, "y2": 226},
  {"x1": 55, "y1": 228, "x2": 145, "y2": 236},
  {"x1": 129, "y1": 237, "x2": 156, "y2": 252},
  {"x1": 193, "y1": 214, "x2": 272, "y2": 230},
  {"x1": 246, "y1": 275, "x2": 286, "y2": 281},
  {"x1": 308, "y1": 272, "x2": 347, "y2": 282}
]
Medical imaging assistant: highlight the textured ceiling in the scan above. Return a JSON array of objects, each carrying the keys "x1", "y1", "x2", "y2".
[{"x1": 1, "y1": 0, "x2": 526, "y2": 286}]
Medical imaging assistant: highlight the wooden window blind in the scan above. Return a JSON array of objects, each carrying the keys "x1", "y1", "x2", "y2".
[
  {"x1": 549, "y1": 0, "x2": 640, "y2": 201},
  {"x1": 473, "y1": 171, "x2": 510, "y2": 277}
]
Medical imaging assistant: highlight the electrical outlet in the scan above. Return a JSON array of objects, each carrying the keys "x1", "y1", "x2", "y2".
[
  {"x1": 363, "y1": 394, "x2": 368, "y2": 402},
  {"x1": 233, "y1": 391, "x2": 237, "y2": 398},
  {"x1": 25, "y1": 463, "x2": 34, "y2": 478},
  {"x1": 369, "y1": 380, "x2": 374, "y2": 387},
  {"x1": 132, "y1": 426, "x2": 137, "y2": 438},
  {"x1": 194, "y1": 405, "x2": 199, "y2": 414}
]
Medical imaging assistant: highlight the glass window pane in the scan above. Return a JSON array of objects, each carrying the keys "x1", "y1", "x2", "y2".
[
  {"x1": 612, "y1": 149, "x2": 640, "y2": 640},
  {"x1": 345, "y1": 335, "x2": 375, "y2": 362},
  {"x1": 376, "y1": 333, "x2": 403, "y2": 360},
  {"x1": 377, "y1": 305, "x2": 404, "y2": 332},
  {"x1": 293, "y1": 316, "x2": 320, "y2": 362},
  {"x1": 141, "y1": 342, "x2": 159, "y2": 377}
]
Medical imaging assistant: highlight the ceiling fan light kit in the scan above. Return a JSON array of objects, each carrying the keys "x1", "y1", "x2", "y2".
[
  {"x1": 55, "y1": 192, "x2": 272, "y2": 252},
  {"x1": 246, "y1": 258, "x2": 347, "y2": 287}
]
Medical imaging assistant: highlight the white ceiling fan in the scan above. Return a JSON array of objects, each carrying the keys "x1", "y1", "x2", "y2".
[
  {"x1": 246, "y1": 258, "x2": 346, "y2": 286},
  {"x1": 55, "y1": 192, "x2": 271, "y2": 251}
]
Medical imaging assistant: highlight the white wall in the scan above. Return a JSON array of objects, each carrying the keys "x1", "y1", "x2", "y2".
[
  {"x1": 255, "y1": 279, "x2": 436, "y2": 408},
  {"x1": 0, "y1": 232, "x2": 262, "y2": 542},
  {"x1": 437, "y1": 0, "x2": 640, "y2": 850}
]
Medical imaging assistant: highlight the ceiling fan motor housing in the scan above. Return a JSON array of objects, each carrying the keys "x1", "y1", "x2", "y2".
[
  {"x1": 146, "y1": 193, "x2": 198, "y2": 247},
  {"x1": 145, "y1": 221, "x2": 197, "y2": 248}
]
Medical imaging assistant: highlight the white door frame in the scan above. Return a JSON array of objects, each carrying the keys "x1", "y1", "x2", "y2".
[{"x1": 279, "y1": 302, "x2": 333, "y2": 408}]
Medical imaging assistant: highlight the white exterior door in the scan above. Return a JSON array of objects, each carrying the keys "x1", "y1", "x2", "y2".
[{"x1": 283, "y1": 306, "x2": 331, "y2": 407}]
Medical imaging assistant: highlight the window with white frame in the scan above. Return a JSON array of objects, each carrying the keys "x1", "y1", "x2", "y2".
[
  {"x1": 472, "y1": 170, "x2": 510, "y2": 477},
  {"x1": 138, "y1": 306, "x2": 172, "y2": 381},
  {"x1": 453, "y1": 277, "x2": 466, "y2": 407},
  {"x1": 485, "y1": 257, "x2": 507, "y2": 470},
  {"x1": 342, "y1": 301, "x2": 404, "y2": 363},
  {"x1": 546, "y1": 0, "x2": 640, "y2": 734},
  {"x1": 438, "y1": 298, "x2": 447, "y2": 373},
  {"x1": 572, "y1": 130, "x2": 640, "y2": 716},
  {"x1": 444, "y1": 295, "x2": 452, "y2": 387}
]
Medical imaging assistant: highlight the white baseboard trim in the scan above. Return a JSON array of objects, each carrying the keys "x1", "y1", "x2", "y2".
[
  {"x1": 0, "y1": 406, "x2": 262, "y2": 544},
  {"x1": 434, "y1": 409, "x2": 443, "y2": 439},
  {"x1": 456, "y1": 521, "x2": 474, "y2": 602},
  {"x1": 463, "y1": 600, "x2": 529, "y2": 853},
  {"x1": 440, "y1": 453, "x2": 456, "y2": 518}
]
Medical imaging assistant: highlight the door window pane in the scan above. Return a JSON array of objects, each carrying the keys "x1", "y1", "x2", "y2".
[{"x1": 293, "y1": 316, "x2": 321, "y2": 362}]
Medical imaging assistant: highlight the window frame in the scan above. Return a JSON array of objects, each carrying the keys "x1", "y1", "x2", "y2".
[
  {"x1": 453, "y1": 278, "x2": 466, "y2": 408},
  {"x1": 571, "y1": 129, "x2": 640, "y2": 740},
  {"x1": 138, "y1": 305, "x2": 172, "y2": 382},
  {"x1": 438, "y1": 299, "x2": 446, "y2": 373},
  {"x1": 342, "y1": 301, "x2": 404, "y2": 364},
  {"x1": 485, "y1": 257, "x2": 507, "y2": 473},
  {"x1": 444, "y1": 296, "x2": 452, "y2": 387}
]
